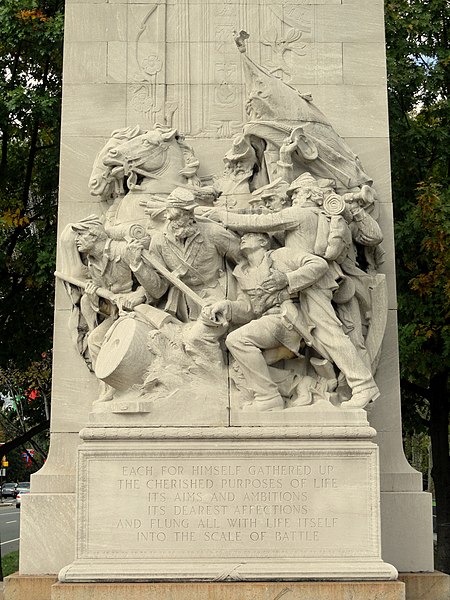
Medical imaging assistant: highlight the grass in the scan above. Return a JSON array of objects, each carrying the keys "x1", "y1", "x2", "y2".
[{"x1": 1, "y1": 550, "x2": 19, "y2": 578}]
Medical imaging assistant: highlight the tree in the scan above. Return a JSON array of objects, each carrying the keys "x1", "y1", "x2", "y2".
[
  {"x1": 0, "y1": 351, "x2": 51, "y2": 469},
  {"x1": 0, "y1": 0, "x2": 64, "y2": 502},
  {"x1": 385, "y1": 0, "x2": 450, "y2": 573},
  {"x1": 0, "y1": 0, "x2": 64, "y2": 369}
]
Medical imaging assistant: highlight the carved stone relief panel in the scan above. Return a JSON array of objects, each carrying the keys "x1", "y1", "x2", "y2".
[
  {"x1": 259, "y1": 2, "x2": 313, "y2": 84},
  {"x1": 124, "y1": 0, "x2": 345, "y2": 137},
  {"x1": 126, "y1": 3, "x2": 167, "y2": 128},
  {"x1": 58, "y1": 31, "x2": 387, "y2": 427}
]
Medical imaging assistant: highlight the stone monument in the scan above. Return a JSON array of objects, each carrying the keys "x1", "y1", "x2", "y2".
[{"x1": 12, "y1": 0, "x2": 435, "y2": 598}]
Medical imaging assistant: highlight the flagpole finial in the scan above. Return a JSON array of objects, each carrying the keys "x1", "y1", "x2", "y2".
[{"x1": 233, "y1": 29, "x2": 249, "y2": 53}]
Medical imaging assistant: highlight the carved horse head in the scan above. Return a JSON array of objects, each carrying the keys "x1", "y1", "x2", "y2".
[
  {"x1": 89, "y1": 125, "x2": 199, "y2": 200},
  {"x1": 89, "y1": 124, "x2": 201, "y2": 239},
  {"x1": 88, "y1": 125, "x2": 143, "y2": 199},
  {"x1": 102, "y1": 127, "x2": 177, "y2": 189}
]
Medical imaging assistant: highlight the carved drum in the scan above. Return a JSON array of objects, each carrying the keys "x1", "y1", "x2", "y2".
[{"x1": 95, "y1": 315, "x2": 152, "y2": 390}]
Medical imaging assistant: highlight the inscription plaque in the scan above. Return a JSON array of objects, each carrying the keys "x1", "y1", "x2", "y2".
[
  {"x1": 57, "y1": 437, "x2": 397, "y2": 581},
  {"x1": 84, "y1": 453, "x2": 374, "y2": 558},
  {"x1": 56, "y1": 438, "x2": 397, "y2": 581}
]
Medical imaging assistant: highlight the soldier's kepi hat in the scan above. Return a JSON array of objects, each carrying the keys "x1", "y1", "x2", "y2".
[
  {"x1": 71, "y1": 215, "x2": 103, "y2": 232},
  {"x1": 286, "y1": 172, "x2": 322, "y2": 197},
  {"x1": 166, "y1": 187, "x2": 198, "y2": 211},
  {"x1": 249, "y1": 177, "x2": 289, "y2": 205}
]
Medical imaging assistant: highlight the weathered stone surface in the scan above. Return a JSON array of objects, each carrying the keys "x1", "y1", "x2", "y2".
[
  {"x1": 343, "y1": 43, "x2": 387, "y2": 86},
  {"x1": 63, "y1": 43, "x2": 108, "y2": 84},
  {"x1": 399, "y1": 572, "x2": 450, "y2": 600},
  {"x1": 381, "y1": 492, "x2": 434, "y2": 572},
  {"x1": 51, "y1": 581, "x2": 405, "y2": 600},
  {"x1": 316, "y1": 4, "x2": 385, "y2": 43},
  {"x1": 64, "y1": 4, "x2": 127, "y2": 43},
  {"x1": 20, "y1": 0, "x2": 433, "y2": 580},
  {"x1": 19, "y1": 494, "x2": 75, "y2": 575},
  {"x1": 49, "y1": 311, "x2": 97, "y2": 432},
  {"x1": 62, "y1": 84, "x2": 127, "y2": 137},
  {"x1": 3, "y1": 574, "x2": 57, "y2": 600}
]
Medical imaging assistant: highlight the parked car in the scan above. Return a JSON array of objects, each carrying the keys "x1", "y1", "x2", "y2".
[
  {"x1": 13, "y1": 481, "x2": 30, "y2": 498},
  {"x1": 16, "y1": 489, "x2": 30, "y2": 508},
  {"x1": 1, "y1": 482, "x2": 17, "y2": 498}
]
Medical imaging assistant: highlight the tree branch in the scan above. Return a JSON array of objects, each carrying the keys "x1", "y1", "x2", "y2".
[{"x1": 0, "y1": 420, "x2": 49, "y2": 456}]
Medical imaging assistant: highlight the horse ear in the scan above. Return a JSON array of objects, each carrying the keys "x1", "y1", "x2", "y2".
[
  {"x1": 111, "y1": 124, "x2": 143, "y2": 140},
  {"x1": 159, "y1": 127, "x2": 178, "y2": 142}
]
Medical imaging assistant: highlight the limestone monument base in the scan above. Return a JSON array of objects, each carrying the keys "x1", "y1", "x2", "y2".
[
  {"x1": 398, "y1": 572, "x2": 450, "y2": 600},
  {"x1": 51, "y1": 580, "x2": 406, "y2": 600},
  {"x1": 9, "y1": 572, "x2": 450, "y2": 600},
  {"x1": 58, "y1": 420, "x2": 396, "y2": 583}
]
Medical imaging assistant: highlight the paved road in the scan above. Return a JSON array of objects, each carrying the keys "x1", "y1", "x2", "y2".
[{"x1": 0, "y1": 504, "x2": 20, "y2": 555}]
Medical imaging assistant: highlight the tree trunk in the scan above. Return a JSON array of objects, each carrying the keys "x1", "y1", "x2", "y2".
[{"x1": 429, "y1": 370, "x2": 450, "y2": 573}]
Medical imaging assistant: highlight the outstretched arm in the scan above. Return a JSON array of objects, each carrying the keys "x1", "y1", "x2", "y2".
[{"x1": 224, "y1": 206, "x2": 301, "y2": 233}]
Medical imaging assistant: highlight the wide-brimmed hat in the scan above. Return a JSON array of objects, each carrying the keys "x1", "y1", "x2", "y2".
[
  {"x1": 224, "y1": 135, "x2": 256, "y2": 164},
  {"x1": 71, "y1": 215, "x2": 103, "y2": 232}
]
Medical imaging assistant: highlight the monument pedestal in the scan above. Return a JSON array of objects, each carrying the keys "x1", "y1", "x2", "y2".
[
  {"x1": 7, "y1": 572, "x2": 449, "y2": 600},
  {"x1": 59, "y1": 422, "x2": 396, "y2": 583},
  {"x1": 51, "y1": 580, "x2": 406, "y2": 600}
]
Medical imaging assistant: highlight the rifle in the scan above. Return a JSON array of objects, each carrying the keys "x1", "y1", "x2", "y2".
[
  {"x1": 139, "y1": 250, "x2": 206, "y2": 310},
  {"x1": 54, "y1": 271, "x2": 117, "y2": 303},
  {"x1": 139, "y1": 251, "x2": 227, "y2": 326},
  {"x1": 55, "y1": 254, "x2": 206, "y2": 311},
  {"x1": 56, "y1": 253, "x2": 225, "y2": 323}
]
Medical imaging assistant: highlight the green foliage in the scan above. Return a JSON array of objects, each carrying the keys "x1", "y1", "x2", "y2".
[
  {"x1": 0, "y1": 0, "x2": 64, "y2": 368},
  {"x1": 385, "y1": 0, "x2": 449, "y2": 236},
  {"x1": 0, "y1": 352, "x2": 51, "y2": 465},
  {"x1": 1, "y1": 551, "x2": 19, "y2": 578},
  {"x1": 403, "y1": 431, "x2": 432, "y2": 487},
  {"x1": 386, "y1": 0, "x2": 450, "y2": 395},
  {"x1": 396, "y1": 182, "x2": 450, "y2": 383},
  {"x1": 386, "y1": 0, "x2": 450, "y2": 571}
]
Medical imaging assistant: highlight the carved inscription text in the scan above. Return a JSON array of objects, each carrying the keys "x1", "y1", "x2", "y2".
[{"x1": 83, "y1": 452, "x2": 376, "y2": 559}]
